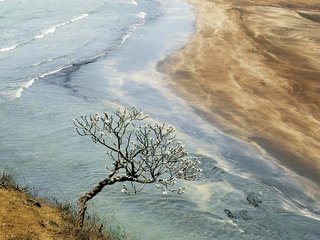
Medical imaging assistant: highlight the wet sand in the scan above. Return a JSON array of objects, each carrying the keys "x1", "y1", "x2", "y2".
[{"x1": 158, "y1": 0, "x2": 320, "y2": 183}]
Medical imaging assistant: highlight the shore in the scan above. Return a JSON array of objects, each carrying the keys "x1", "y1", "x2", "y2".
[{"x1": 159, "y1": 0, "x2": 320, "y2": 183}]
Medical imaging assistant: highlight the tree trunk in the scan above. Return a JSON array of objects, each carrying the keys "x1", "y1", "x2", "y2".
[{"x1": 77, "y1": 175, "x2": 130, "y2": 228}]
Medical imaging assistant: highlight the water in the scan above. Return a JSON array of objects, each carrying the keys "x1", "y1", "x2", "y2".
[{"x1": 0, "y1": 0, "x2": 319, "y2": 239}]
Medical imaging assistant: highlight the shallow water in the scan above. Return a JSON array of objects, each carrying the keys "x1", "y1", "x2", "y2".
[{"x1": 0, "y1": 0, "x2": 319, "y2": 239}]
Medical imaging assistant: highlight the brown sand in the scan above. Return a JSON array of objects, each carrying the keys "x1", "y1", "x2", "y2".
[{"x1": 158, "y1": 0, "x2": 320, "y2": 183}]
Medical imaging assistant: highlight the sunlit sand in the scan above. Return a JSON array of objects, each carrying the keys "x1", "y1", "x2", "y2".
[{"x1": 159, "y1": 0, "x2": 320, "y2": 183}]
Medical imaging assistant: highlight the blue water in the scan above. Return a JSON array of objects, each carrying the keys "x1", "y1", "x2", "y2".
[{"x1": 0, "y1": 0, "x2": 319, "y2": 239}]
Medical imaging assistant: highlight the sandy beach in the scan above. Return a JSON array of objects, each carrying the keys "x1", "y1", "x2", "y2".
[{"x1": 159, "y1": 0, "x2": 320, "y2": 183}]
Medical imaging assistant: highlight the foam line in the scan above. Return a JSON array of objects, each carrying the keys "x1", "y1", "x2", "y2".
[
  {"x1": 7, "y1": 12, "x2": 147, "y2": 99},
  {"x1": 35, "y1": 13, "x2": 89, "y2": 39},
  {"x1": 0, "y1": 45, "x2": 17, "y2": 53}
]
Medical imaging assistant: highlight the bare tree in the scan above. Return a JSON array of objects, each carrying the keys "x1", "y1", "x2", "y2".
[{"x1": 73, "y1": 107, "x2": 201, "y2": 227}]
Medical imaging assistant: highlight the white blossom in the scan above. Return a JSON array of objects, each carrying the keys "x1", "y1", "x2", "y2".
[{"x1": 73, "y1": 107, "x2": 201, "y2": 224}]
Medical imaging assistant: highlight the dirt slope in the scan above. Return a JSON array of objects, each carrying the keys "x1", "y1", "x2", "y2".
[{"x1": 0, "y1": 187, "x2": 107, "y2": 240}]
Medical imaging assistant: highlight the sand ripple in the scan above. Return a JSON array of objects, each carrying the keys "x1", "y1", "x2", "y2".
[{"x1": 159, "y1": 0, "x2": 320, "y2": 183}]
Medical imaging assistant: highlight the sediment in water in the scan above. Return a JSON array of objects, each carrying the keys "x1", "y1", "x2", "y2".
[{"x1": 158, "y1": 0, "x2": 320, "y2": 184}]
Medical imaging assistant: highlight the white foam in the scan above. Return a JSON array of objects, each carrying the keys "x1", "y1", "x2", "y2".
[
  {"x1": 129, "y1": 0, "x2": 138, "y2": 5},
  {"x1": 70, "y1": 13, "x2": 89, "y2": 22},
  {"x1": 137, "y1": 11, "x2": 147, "y2": 20},
  {"x1": 8, "y1": 64, "x2": 71, "y2": 99},
  {"x1": 14, "y1": 78, "x2": 36, "y2": 98},
  {"x1": 34, "y1": 13, "x2": 89, "y2": 40},
  {"x1": 3, "y1": 10, "x2": 146, "y2": 99},
  {"x1": 31, "y1": 58, "x2": 53, "y2": 67},
  {"x1": 0, "y1": 45, "x2": 17, "y2": 53},
  {"x1": 118, "y1": 12, "x2": 147, "y2": 45},
  {"x1": 119, "y1": 30, "x2": 134, "y2": 45},
  {"x1": 116, "y1": 0, "x2": 138, "y2": 5},
  {"x1": 282, "y1": 199, "x2": 320, "y2": 222},
  {"x1": 44, "y1": 27, "x2": 56, "y2": 35},
  {"x1": 1, "y1": 14, "x2": 89, "y2": 53},
  {"x1": 35, "y1": 26, "x2": 56, "y2": 39}
]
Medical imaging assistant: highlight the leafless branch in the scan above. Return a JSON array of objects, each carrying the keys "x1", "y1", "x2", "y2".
[{"x1": 73, "y1": 107, "x2": 201, "y2": 227}]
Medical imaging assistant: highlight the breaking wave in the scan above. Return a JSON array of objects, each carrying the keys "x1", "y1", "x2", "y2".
[
  {"x1": 0, "y1": 13, "x2": 89, "y2": 54},
  {"x1": 127, "y1": 0, "x2": 138, "y2": 5},
  {"x1": 32, "y1": 58, "x2": 54, "y2": 67},
  {"x1": 119, "y1": 11, "x2": 146, "y2": 45},
  {"x1": 4, "y1": 65, "x2": 71, "y2": 99},
  {"x1": 112, "y1": 0, "x2": 138, "y2": 5},
  {"x1": 0, "y1": 45, "x2": 17, "y2": 53},
  {"x1": 4, "y1": 12, "x2": 147, "y2": 99},
  {"x1": 35, "y1": 13, "x2": 89, "y2": 39}
]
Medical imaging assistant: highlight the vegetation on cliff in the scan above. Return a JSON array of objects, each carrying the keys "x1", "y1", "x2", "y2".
[{"x1": 0, "y1": 172, "x2": 130, "y2": 240}]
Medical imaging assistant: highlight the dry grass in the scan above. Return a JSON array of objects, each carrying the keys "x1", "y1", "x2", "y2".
[{"x1": 0, "y1": 172, "x2": 131, "y2": 240}]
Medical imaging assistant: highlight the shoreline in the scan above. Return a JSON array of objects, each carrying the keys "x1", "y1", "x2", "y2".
[{"x1": 158, "y1": 0, "x2": 320, "y2": 184}]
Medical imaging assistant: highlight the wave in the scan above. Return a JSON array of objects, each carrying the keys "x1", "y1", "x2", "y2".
[
  {"x1": 13, "y1": 79, "x2": 35, "y2": 99},
  {"x1": 128, "y1": 0, "x2": 138, "y2": 5},
  {"x1": 31, "y1": 58, "x2": 54, "y2": 67},
  {"x1": 35, "y1": 13, "x2": 89, "y2": 39},
  {"x1": 6, "y1": 11, "x2": 147, "y2": 99},
  {"x1": 70, "y1": 13, "x2": 89, "y2": 22},
  {"x1": 137, "y1": 11, "x2": 147, "y2": 20},
  {"x1": 0, "y1": 13, "x2": 89, "y2": 54},
  {"x1": 35, "y1": 27, "x2": 57, "y2": 39},
  {"x1": 111, "y1": 0, "x2": 138, "y2": 5},
  {"x1": 10, "y1": 65, "x2": 72, "y2": 99},
  {"x1": 31, "y1": 54, "x2": 69, "y2": 67},
  {"x1": 119, "y1": 12, "x2": 147, "y2": 45},
  {"x1": 0, "y1": 45, "x2": 17, "y2": 53}
]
